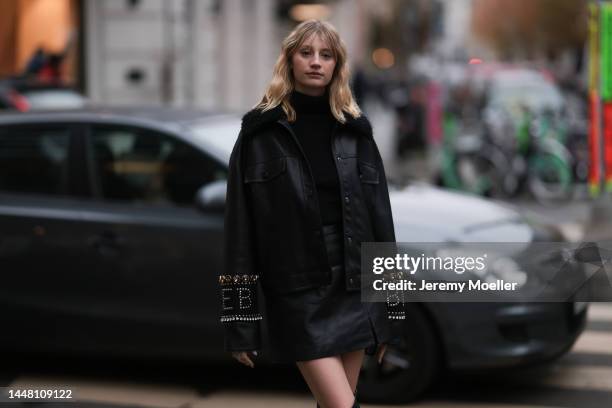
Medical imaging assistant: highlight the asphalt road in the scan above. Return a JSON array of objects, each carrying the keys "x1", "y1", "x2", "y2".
[{"x1": 1, "y1": 303, "x2": 611, "y2": 408}]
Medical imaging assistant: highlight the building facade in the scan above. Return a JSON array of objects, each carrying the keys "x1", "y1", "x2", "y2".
[{"x1": 84, "y1": 0, "x2": 364, "y2": 112}]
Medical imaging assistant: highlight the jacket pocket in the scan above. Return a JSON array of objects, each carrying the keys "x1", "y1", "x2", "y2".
[
  {"x1": 244, "y1": 157, "x2": 287, "y2": 183},
  {"x1": 358, "y1": 161, "x2": 379, "y2": 184}
]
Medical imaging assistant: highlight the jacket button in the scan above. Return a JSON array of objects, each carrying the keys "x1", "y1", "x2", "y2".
[
  {"x1": 347, "y1": 236, "x2": 352, "y2": 244},
  {"x1": 336, "y1": 155, "x2": 341, "y2": 161},
  {"x1": 348, "y1": 277, "x2": 354, "y2": 285},
  {"x1": 344, "y1": 196, "x2": 350, "y2": 203}
]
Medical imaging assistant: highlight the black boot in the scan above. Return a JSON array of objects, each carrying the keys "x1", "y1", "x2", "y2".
[{"x1": 316, "y1": 399, "x2": 359, "y2": 408}]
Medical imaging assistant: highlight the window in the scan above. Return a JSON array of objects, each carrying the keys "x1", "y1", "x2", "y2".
[
  {"x1": 0, "y1": 126, "x2": 71, "y2": 196},
  {"x1": 90, "y1": 126, "x2": 226, "y2": 206}
]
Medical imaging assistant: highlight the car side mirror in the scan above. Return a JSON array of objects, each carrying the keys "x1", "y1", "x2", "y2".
[{"x1": 195, "y1": 180, "x2": 227, "y2": 212}]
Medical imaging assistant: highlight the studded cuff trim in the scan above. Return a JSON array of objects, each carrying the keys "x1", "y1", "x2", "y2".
[
  {"x1": 384, "y1": 270, "x2": 406, "y2": 320},
  {"x1": 387, "y1": 310, "x2": 406, "y2": 320},
  {"x1": 218, "y1": 274, "x2": 260, "y2": 286},
  {"x1": 220, "y1": 314, "x2": 263, "y2": 322},
  {"x1": 219, "y1": 274, "x2": 263, "y2": 323}
]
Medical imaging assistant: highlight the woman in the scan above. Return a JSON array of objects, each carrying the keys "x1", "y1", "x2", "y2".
[{"x1": 218, "y1": 19, "x2": 404, "y2": 408}]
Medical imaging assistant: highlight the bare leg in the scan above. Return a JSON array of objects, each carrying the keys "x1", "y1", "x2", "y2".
[
  {"x1": 296, "y1": 355, "x2": 355, "y2": 408},
  {"x1": 340, "y1": 349, "x2": 365, "y2": 395}
]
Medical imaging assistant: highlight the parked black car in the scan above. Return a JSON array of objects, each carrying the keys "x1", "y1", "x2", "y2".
[{"x1": 0, "y1": 107, "x2": 588, "y2": 402}]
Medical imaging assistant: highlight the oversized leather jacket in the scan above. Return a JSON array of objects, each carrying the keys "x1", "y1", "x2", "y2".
[{"x1": 218, "y1": 104, "x2": 404, "y2": 352}]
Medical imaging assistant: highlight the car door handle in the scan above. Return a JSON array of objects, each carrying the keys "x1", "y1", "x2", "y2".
[{"x1": 87, "y1": 231, "x2": 126, "y2": 256}]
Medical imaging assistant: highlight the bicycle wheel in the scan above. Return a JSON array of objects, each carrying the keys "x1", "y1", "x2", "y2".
[{"x1": 528, "y1": 152, "x2": 573, "y2": 203}]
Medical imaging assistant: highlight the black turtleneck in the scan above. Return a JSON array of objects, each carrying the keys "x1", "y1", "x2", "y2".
[{"x1": 289, "y1": 90, "x2": 342, "y2": 226}]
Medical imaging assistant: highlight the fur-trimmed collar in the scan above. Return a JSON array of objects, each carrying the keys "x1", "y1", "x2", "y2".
[{"x1": 240, "y1": 104, "x2": 373, "y2": 138}]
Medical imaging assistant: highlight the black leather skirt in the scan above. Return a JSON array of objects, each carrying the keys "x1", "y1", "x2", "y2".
[{"x1": 262, "y1": 223, "x2": 393, "y2": 364}]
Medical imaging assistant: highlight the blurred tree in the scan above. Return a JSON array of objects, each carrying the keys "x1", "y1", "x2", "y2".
[{"x1": 472, "y1": 0, "x2": 588, "y2": 60}]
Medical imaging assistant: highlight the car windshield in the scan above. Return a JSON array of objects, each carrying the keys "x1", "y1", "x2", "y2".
[
  {"x1": 187, "y1": 117, "x2": 242, "y2": 163},
  {"x1": 22, "y1": 89, "x2": 87, "y2": 110}
]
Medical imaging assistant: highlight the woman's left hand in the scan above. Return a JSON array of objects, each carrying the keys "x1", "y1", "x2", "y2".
[{"x1": 375, "y1": 343, "x2": 387, "y2": 364}]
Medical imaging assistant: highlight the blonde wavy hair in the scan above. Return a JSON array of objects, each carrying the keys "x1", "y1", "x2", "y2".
[{"x1": 255, "y1": 19, "x2": 361, "y2": 123}]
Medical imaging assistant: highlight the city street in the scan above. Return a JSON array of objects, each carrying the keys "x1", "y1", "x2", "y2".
[
  {"x1": 1, "y1": 1, "x2": 610, "y2": 407},
  {"x1": 1, "y1": 100, "x2": 610, "y2": 408},
  {"x1": 2, "y1": 302, "x2": 611, "y2": 408}
]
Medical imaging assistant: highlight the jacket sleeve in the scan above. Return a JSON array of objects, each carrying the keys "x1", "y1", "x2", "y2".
[
  {"x1": 369, "y1": 135, "x2": 396, "y2": 244},
  {"x1": 218, "y1": 130, "x2": 263, "y2": 352},
  {"x1": 368, "y1": 134, "x2": 406, "y2": 322}
]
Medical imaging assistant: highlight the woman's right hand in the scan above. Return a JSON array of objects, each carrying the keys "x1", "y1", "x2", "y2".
[{"x1": 231, "y1": 350, "x2": 258, "y2": 368}]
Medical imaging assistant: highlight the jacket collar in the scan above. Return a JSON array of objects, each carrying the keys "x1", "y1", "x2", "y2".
[{"x1": 240, "y1": 104, "x2": 372, "y2": 138}]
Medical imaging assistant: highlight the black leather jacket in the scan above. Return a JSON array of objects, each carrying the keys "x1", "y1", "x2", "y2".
[{"x1": 218, "y1": 105, "x2": 404, "y2": 351}]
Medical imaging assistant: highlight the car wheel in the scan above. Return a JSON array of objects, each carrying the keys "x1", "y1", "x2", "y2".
[{"x1": 358, "y1": 305, "x2": 441, "y2": 403}]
